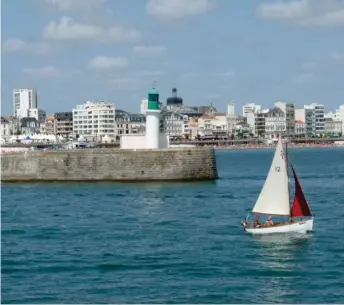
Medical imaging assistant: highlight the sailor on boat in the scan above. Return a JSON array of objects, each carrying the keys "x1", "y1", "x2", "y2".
[
  {"x1": 253, "y1": 215, "x2": 261, "y2": 227},
  {"x1": 242, "y1": 135, "x2": 314, "y2": 235},
  {"x1": 265, "y1": 216, "x2": 273, "y2": 226}
]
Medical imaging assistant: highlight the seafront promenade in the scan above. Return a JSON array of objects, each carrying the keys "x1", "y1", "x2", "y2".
[{"x1": 1, "y1": 141, "x2": 343, "y2": 155}]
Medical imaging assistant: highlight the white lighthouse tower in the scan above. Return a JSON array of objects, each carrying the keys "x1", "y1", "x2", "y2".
[{"x1": 145, "y1": 86, "x2": 161, "y2": 149}]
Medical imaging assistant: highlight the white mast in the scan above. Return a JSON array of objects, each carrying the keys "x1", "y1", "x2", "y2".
[{"x1": 252, "y1": 137, "x2": 290, "y2": 216}]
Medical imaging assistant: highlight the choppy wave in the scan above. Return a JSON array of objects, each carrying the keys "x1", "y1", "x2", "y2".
[{"x1": 2, "y1": 148, "x2": 344, "y2": 303}]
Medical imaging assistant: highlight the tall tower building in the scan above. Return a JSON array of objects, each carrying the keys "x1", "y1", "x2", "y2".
[
  {"x1": 13, "y1": 88, "x2": 37, "y2": 117},
  {"x1": 227, "y1": 101, "x2": 236, "y2": 136}
]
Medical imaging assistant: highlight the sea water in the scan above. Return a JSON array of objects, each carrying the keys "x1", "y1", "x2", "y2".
[{"x1": 2, "y1": 147, "x2": 344, "y2": 303}]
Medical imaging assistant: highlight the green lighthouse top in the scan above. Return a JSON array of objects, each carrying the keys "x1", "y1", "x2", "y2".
[{"x1": 147, "y1": 87, "x2": 160, "y2": 110}]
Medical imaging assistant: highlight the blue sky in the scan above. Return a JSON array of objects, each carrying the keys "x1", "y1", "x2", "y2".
[{"x1": 2, "y1": 0, "x2": 344, "y2": 115}]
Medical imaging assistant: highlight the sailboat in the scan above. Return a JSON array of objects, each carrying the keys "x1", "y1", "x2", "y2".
[{"x1": 242, "y1": 136, "x2": 313, "y2": 234}]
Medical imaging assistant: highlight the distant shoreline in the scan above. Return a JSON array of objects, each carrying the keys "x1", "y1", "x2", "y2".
[{"x1": 214, "y1": 143, "x2": 343, "y2": 150}]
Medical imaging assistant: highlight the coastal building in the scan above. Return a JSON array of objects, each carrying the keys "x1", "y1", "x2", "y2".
[
  {"x1": 246, "y1": 113, "x2": 255, "y2": 135},
  {"x1": 335, "y1": 104, "x2": 344, "y2": 121},
  {"x1": 172, "y1": 106, "x2": 203, "y2": 118},
  {"x1": 334, "y1": 105, "x2": 344, "y2": 135},
  {"x1": 235, "y1": 122, "x2": 252, "y2": 138},
  {"x1": 197, "y1": 103, "x2": 217, "y2": 116},
  {"x1": 246, "y1": 110, "x2": 268, "y2": 137},
  {"x1": 163, "y1": 112, "x2": 183, "y2": 137},
  {"x1": 16, "y1": 108, "x2": 46, "y2": 124},
  {"x1": 275, "y1": 101, "x2": 295, "y2": 136},
  {"x1": 295, "y1": 120, "x2": 306, "y2": 136},
  {"x1": 265, "y1": 107, "x2": 286, "y2": 139},
  {"x1": 295, "y1": 108, "x2": 315, "y2": 136},
  {"x1": 166, "y1": 87, "x2": 183, "y2": 111},
  {"x1": 198, "y1": 113, "x2": 228, "y2": 137},
  {"x1": 72, "y1": 101, "x2": 116, "y2": 140},
  {"x1": 304, "y1": 103, "x2": 325, "y2": 136},
  {"x1": 127, "y1": 113, "x2": 146, "y2": 134},
  {"x1": 162, "y1": 112, "x2": 190, "y2": 139},
  {"x1": 242, "y1": 103, "x2": 261, "y2": 117},
  {"x1": 325, "y1": 118, "x2": 342, "y2": 137},
  {"x1": 13, "y1": 88, "x2": 37, "y2": 117},
  {"x1": 115, "y1": 110, "x2": 146, "y2": 137},
  {"x1": 40, "y1": 116, "x2": 56, "y2": 135},
  {"x1": 54, "y1": 112, "x2": 73, "y2": 138},
  {"x1": 1, "y1": 117, "x2": 12, "y2": 136},
  {"x1": 20, "y1": 117, "x2": 40, "y2": 134},
  {"x1": 1, "y1": 116, "x2": 20, "y2": 136},
  {"x1": 226, "y1": 101, "x2": 236, "y2": 137},
  {"x1": 189, "y1": 118, "x2": 199, "y2": 139},
  {"x1": 235, "y1": 116, "x2": 246, "y2": 125}
]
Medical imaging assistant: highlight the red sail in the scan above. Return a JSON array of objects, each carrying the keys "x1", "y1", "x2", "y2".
[{"x1": 290, "y1": 166, "x2": 312, "y2": 217}]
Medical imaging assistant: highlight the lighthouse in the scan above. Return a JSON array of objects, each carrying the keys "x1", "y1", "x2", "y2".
[{"x1": 145, "y1": 86, "x2": 161, "y2": 149}]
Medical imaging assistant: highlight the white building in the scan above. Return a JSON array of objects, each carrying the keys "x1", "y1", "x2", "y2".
[
  {"x1": 198, "y1": 113, "x2": 228, "y2": 137},
  {"x1": 245, "y1": 109, "x2": 269, "y2": 137},
  {"x1": 246, "y1": 112, "x2": 256, "y2": 134},
  {"x1": 242, "y1": 103, "x2": 261, "y2": 117},
  {"x1": 72, "y1": 101, "x2": 116, "y2": 139},
  {"x1": 325, "y1": 118, "x2": 342, "y2": 137},
  {"x1": 13, "y1": 88, "x2": 37, "y2": 117},
  {"x1": 1, "y1": 117, "x2": 12, "y2": 136},
  {"x1": 227, "y1": 101, "x2": 236, "y2": 136},
  {"x1": 295, "y1": 120, "x2": 306, "y2": 136},
  {"x1": 163, "y1": 112, "x2": 184, "y2": 137},
  {"x1": 17, "y1": 108, "x2": 46, "y2": 123},
  {"x1": 140, "y1": 99, "x2": 148, "y2": 114},
  {"x1": 265, "y1": 107, "x2": 286, "y2": 139},
  {"x1": 334, "y1": 105, "x2": 344, "y2": 135},
  {"x1": 275, "y1": 101, "x2": 295, "y2": 136},
  {"x1": 304, "y1": 103, "x2": 325, "y2": 136},
  {"x1": 335, "y1": 105, "x2": 344, "y2": 122},
  {"x1": 295, "y1": 108, "x2": 315, "y2": 136}
]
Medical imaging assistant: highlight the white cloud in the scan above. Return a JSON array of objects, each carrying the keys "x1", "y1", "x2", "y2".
[
  {"x1": 23, "y1": 66, "x2": 61, "y2": 77},
  {"x1": 256, "y1": 0, "x2": 344, "y2": 27},
  {"x1": 44, "y1": 0, "x2": 107, "y2": 11},
  {"x1": 293, "y1": 72, "x2": 315, "y2": 83},
  {"x1": 133, "y1": 45, "x2": 166, "y2": 57},
  {"x1": 43, "y1": 17, "x2": 141, "y2": 43},
  {"x1": 256, "y1": 0, "x2": 309, "y2": 20},
  {"x1": 146, "y1": 0, "x2": 215, "y2": 20},
  {"x1": 3, "y1": 39, "x2": 54, "y2": 55},
  {"x1": 331, "y1": 52, "x2": 344, "y2": 61},
  {"x1": 88, "y1": 56, "x2": 129, "y2": 70}
]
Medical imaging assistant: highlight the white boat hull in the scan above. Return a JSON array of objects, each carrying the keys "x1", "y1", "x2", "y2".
[{"x1": 243, "y1": 218, "x2": 313, "y2": 235}]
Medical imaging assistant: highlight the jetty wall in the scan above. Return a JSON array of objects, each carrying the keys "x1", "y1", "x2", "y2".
[{"x1": 1, "y1": 147, "x2": 218, "y2": 182}]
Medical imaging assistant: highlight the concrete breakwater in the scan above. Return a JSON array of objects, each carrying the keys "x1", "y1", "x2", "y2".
[{"x1": 1, "y1": 147, "x2": 218, "y2": 182}]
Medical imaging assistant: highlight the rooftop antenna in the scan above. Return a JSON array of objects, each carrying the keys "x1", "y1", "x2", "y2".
[{"x1": 152, "y1": 80, "x2": 157, "y2": 89}]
